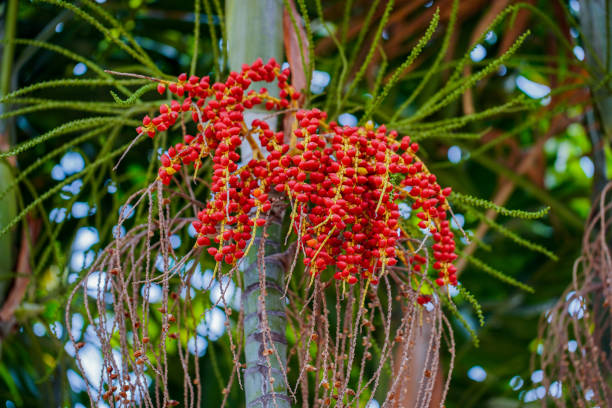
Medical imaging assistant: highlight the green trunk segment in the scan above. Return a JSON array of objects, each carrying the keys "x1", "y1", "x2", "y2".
[
  {"x1": 1, "y1": 0, "x2": 19, "y2": 98},
  {"x1": 241, "y1": 203, "x2": 290, "y2": 408},
  {"x1": 0, "y1": 0, "x2": 19, "y2": 304},
  {"x1": 580, "y1": 1, "x2": 612, "y2": 138},
  {"x1": 580, "y1": 1, "x2": 612, "y2": 197},
  {"x1": 226, "y1": 0, "x2": 284, "y2": 74},
  {"x1": 224, "y1": 1, "x2": 288, "y2": 406},
  {"x1": 0, "y1": 161, "x2": 17, "y2": 301}
]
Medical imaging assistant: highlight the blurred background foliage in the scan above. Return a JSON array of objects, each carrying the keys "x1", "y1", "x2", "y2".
[{"x1": 0, "y1": 0, "x2": 608, "y2": 407}]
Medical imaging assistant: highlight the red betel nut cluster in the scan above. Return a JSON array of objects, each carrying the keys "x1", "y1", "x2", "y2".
[{"x1": 136, "y1": 58, "x2": 458, "y2": 290}]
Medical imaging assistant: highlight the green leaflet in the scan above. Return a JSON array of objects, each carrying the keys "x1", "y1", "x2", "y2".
[
  {"x1": 0, "y1": 117, "x2": 138, "y2": 159},
  {"x1": 390, "y1": 0, "x2": 459, "y2": 122},
  {"x1": 35, "y1": 0, "x2": 160, "y2": 74},
  {"x1": 364, "y1": 8, "x2": 440, "y2": 121},
  {"x1": 0, "y1": 137, "x2": 146, "y2": 239},
  {"x1": 409, "y1": 31, "x2": 531, "y2": 123},
  {"x1": 0, "y1": 79, "x2": 146, "y2": 103},
  {"x1": 110, "y1": 83, "x2": 157, "y2": 106},
  {"x1": 0, "y1": 160, "x2": 17, "y2": 301},
  {"x1": 441, "y1": 295, "x2": 480, "y2": 347},
  {"x1": 450, "y1": 192, "x2": 550, "y2": 219},
  {"x1": 458, "y1": 203, "x2": 558, "y2": 261},
  {"x1": 0, "y1": 125, "x2": 113, "y2": 202},
  {"x1": 0, "y1": 99, "x2": 123, "y2": 119},
  {"x1": 458, "y1": 286, "x2": 485, "y2": 327},
  {"x1": 461, "y1": 252, "x2": 534, "y2": 293},
  {"x1": 339, "y1": 0, "x2": 394, "y2": 114}
]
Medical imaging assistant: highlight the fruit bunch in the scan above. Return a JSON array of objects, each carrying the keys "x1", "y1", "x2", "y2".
[{"x1": 136, "y1": 58, "x2": 458, "y2": 289}]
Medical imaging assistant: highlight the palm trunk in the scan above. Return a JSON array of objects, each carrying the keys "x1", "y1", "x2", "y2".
[{"x1": 225, "y1": 1, "x2": 290, "y2": 407}]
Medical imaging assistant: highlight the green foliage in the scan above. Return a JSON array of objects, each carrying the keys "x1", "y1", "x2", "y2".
[
  {"x1": 441, "y1": 295, "x2": 480, "y2": 347},
  {"x1": 364, "y1": 8, "x2": 440, "y2": 120},
  {"x1": 0, "y1": 139, "x2": 145, "y2": 239},
  {"x1": 458, "y1": 286, "x2": 485, "y2": 328},
  {"x1": 458, "y1": 203, "x2": 558, "y2": 260},
  {"x1": 0, "y1": 117, "x2": 138, "y2": 159},
  {"x1": 0, "y1": 1, "x2": 597, "y2": 407},
  {"x1": 109, "y1": 82, "x2": 157, "y2": 106}
]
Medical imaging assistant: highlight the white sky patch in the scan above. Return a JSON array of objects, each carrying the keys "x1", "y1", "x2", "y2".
[
  {"x1": 141, "y1": 283, "x2": 163, "y2": 304},
  {"x1": 71, "y1": 202, "x2": 90, "y2": 218},
  {"x1": 118, "y1": 203, "x2": 135, "y2": 219},
  {"x1": 155, "y1": 253, "x2": 176, "y2": 272},
  {"x1": 516, "y1": 75, "x2": 550, "y2": 99},
  {"x1": 524, "y1": 386, "x2": 547, "y2": 402},
  {"x1": 570, "y1": 28, "x2": 579, "y2": 38},
  {"x1": 451, "y1": 213, "x2": 465, "y2": 229},
  {"x1": 51, "y1": 164, "x2": 65, "y2": 180},
  {"x1": 580, "y1": 156, "x2": 594, "y2": 178},
  {"x1": 398, "y1": 202, "x2": 412, "y2": 219},
  {"x1": 77, "y1": 343, "x2": 103, "y2": 388},
  {"x1": 112, "y1": 225, "x2": 126, "y2": 239},
  {"x1": 569, "y1": 0, "x2": 579, "y2": 14},
  {"x1": 169, "y1": 234, "x2": 181, "y2": 249},
  {"x1": 210, "y1": 276, "x2": 235, "y2": 307},
  {"x1": 73, "y1": 63, "x2": 88, "y2": 76},
  {"x1": 71, "y1": 250, "x2": 95, "y2": 272},
  {"x1": 107, "y1": 181, "x2": 117, "y2": 194},
  {"x1": 73, "y1": 227, "x2": 99, "y2": 251},
  {"x1": 187, "y1": 335, "x2": 208, "y2": 356},
  {"x1": 86, "y1": 271, "x2": 108, "y2": 295},
  {"x1": 61, "y1": 179, "x2": 83, "y2": 197},
  {"x1": 33, "y1": 322, "x2": 46, "y2": 337},
  {"x1": 573, "y1": 45, "x2": 585, "y2": 61},
  {"x1": 468, "y1": 365, "x2": 487, "y2": 382},
  {"x1": 470, "y1": 44, "x2": 487, "y2": 62},
  {"x1": 531, "y1": 370, "x2": 543, "y2": 383},
  {"x1": 549, "y1": 381, "x2": 562, "y2": 398},
  {"x1": 338, "y1": 112, "x2": 358, "y2": 127},
  {"x1": 566, "y1": 291, "x2": 586, "y2": 319},
  {"x1": 447, "y1": 145, "x2": 461, "y2": 163},
  {"x1": 61, "y1": 151, "x2": 85, "y2": 175},
  {"x1": 509, "y1": 375, "x2": 524, "y2": 390},
  {"x1": 50, "y1": 321, "x2": 64, "y2": 339},
  {"x1": 67, "y1": 369, "x2": 88, "y2": 393},
  {"x1": 205, "y1": 307, "x2": 227, "y2": 340},
  {"x1": 310, "y1": 70, "x2": 331, "y2": 94},
  {"x1": 49, "y1": 207, "x2": 66, "y2": 223},
  {"x1": 365, "y1": 399, "x2": 380, "y2": 408},
  {"x1": 71, "y1": 313, "x2": 85, "y2": 341}
]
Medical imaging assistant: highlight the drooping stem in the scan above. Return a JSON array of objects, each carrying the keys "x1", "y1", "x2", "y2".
[{"x1": 224, "y1": 1, "x2": 290, "y2": 407}]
